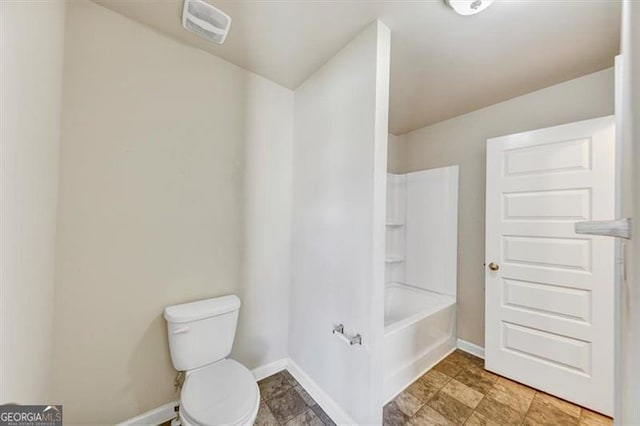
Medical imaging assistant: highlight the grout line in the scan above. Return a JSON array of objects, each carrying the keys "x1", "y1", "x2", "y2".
[
  {"x1": 399, "y1": 365, "x2": 455, "y2": 423},
  {"x1": 519, "y1": 391, "x2": 538, "y2": 426},
  {"x1": 459, "y1": 361, "x2": 490, "y2": 426},
  {"x1": 408, "y1": 360, "x2": 469, "y2": 424},
  {"x1": 449, "y1": 364, "x2": 476, "y2": 425}
]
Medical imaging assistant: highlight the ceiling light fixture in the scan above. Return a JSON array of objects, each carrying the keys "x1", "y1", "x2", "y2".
[{"x1": 446, "y1": 0, "x2": 495, "y2": 16}]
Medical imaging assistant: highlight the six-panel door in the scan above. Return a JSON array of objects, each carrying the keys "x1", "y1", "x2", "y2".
[{"x1": 485, "y1": 116, "x2": 616, "y2": 415}]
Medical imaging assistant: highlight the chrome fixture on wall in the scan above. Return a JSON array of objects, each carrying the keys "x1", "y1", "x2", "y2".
[{"x1": 332, "y1": 324, "x2": 362, "y2": 345}]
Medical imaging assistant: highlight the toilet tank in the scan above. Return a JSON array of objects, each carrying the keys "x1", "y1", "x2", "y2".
[{"x1": 164, "y1": 295, "x2": 241, "y2": 371}]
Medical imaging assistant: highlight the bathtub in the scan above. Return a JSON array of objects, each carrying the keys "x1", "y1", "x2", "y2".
[{"x1": 383, "y1": 283, "x2": 456, "y2": 402}]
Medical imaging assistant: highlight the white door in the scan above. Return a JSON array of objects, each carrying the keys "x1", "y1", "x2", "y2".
[{"x1": 485, "y1": 116, "x2": 616, "y2": 416}]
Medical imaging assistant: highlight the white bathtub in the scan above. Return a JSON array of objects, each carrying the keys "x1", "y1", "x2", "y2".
[{"x1": 383, "y1": 283, "x2": 456, "y2": 402}]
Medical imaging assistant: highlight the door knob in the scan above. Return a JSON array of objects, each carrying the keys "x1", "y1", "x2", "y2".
[{"x1": 488, "y1": 262, "x2": 499, "y2": 271}]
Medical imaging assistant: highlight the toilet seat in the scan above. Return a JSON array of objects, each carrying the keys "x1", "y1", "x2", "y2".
[{"x1": 179, "y1": 359, "x2": 260, "y2": 426}]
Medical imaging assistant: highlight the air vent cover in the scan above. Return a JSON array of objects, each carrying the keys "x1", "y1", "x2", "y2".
[{"x1": 182, "y1": 0, "x2": 231, "y2": 44}]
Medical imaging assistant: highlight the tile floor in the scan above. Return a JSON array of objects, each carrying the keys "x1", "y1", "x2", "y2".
[
  {"x1": 159, "y1": 369, "x2": 334, "y2": 426},
  {"x1": 164, "y1": 351, "x2": 613, "y2": 425},
  {"x1": 383, "y1": 350, "x2": 613, "y2": 426},
  {"x1": 255, "y1": 370, "x2": 336, "y2": 426}
]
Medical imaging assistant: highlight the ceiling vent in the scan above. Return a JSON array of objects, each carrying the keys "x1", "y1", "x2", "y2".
[{"x1": 182, "y1": 0, "x2": 231, "y2": 44}]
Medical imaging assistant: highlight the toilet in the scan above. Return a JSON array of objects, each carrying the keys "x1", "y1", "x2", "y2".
[{"x1": 164, "y1": 295, "x2": 260, "y2": 426}]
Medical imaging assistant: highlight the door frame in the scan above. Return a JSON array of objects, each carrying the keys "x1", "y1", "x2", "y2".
[{"x1": 615, "y1": 1, "x2": 640, "y2": 423}]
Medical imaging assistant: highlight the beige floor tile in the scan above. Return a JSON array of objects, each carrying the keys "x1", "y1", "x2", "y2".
[
  {"x1": 406, "y1": 379, "x2": 440, "y2": 403},
  {"x1": 486, "y1": 377, "x2": 535, "y2": 413},
  {"x1": 533, "y1": 392, "x2": 581, "y2": 419},
  {"x1": 466, "y1": 363, "x2": 499, "y2": 383},
  {"x1": 450, "y1": 351, "x2": 485, "y2": 370},
  {"x1": 446, "y1": 351, "x2": 472, "y2": 367},
  {"x1": 580, "y1": 409, "x2": 613, "y2": 426},
  {"x1": 427, "y1": 391, "x2": 474, "y2": 425},
  {"x1": 462, "y1": 353, "x2": 485, "y2": 367},
  {"x1": 441, "y1": 379, "x2": 484, "y2": 409},
  {"x1": 408, "y1": 405, "x2": 456, "y2": 426},
  {"x1": 524, "y1": 394, "x2": 579, "y2": 426},
  {"x1": 434, "y1": 359, "x2": 465, "y2": 377},
  {"x1": 397, "y1": 364, "x2": 611, "y2": 426},
  {"x1": 464, "y1": 412, "x2": 502, "y2": 426},
  {"x1": 420, "y1": 369, "x2": 452, "y2": 389},
  {"x1": 474, "y1": 395, "x2": 525, "y2": 426},
  {"x1": 393, "y1": 390, "x2": 424, "y2": 417},
  {"x1": 454, "y1": 368, "x2": 495, "y2": 394}
]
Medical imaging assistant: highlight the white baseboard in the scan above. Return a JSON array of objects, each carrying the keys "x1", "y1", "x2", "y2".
[
  {"x1": 116, "y1": 356, "x2": 287, "y2": 426},
  {"x1": 456, "y1": 338, "x2": 485, "y2": 359},
  {"x1": 117, "y1": 357, "x2": 349, "y2": 426},
  {"x1": 251, "y1": 358, "x2": 288, "y2": 381},
  {"x1": 287, "y1": 359, "x2": 355, "y2": 425},
  {"x1": 116, "y1": 400, "x2": 178, "y2": 426}
]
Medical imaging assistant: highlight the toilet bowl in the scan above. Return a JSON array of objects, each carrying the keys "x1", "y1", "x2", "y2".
[
  {"x1": 164, "y1": 295, "x2": 260, "y2": 426},
  {"x1": 179, "y1": 360, "x2": 259, "y2": 426}
]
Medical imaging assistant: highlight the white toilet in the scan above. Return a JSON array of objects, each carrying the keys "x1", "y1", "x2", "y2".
[{"x1": 164, "y1": 295, "x2": 260, "y2": 426}]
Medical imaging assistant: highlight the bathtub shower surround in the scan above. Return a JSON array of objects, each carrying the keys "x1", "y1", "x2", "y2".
[
  {"x1": 385, "y1": 174, "x2": 407, "y2": 284},
  {"x1": 384, "y1": 166, "x2": 459, "y2": 402}
]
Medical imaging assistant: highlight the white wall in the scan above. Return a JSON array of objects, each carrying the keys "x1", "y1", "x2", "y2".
[
  {"x1": 289, "y1": 20, "x2": 390, "y2": 424},
  {"x1": 0, "y1": 0, "x2": 65, "y2": 404},
  {"x1": 397, "y1": 68, "x2": 615, "y2": 347},
  {"x1": 404, "y1": 167, "x2": 458, "y2": 296},
  {"x1": 239, "y1": 78, "x2": 293, "y2": 369},
  {"x1": 53, "y1": 1, "x2": 293, "y2": 423}
]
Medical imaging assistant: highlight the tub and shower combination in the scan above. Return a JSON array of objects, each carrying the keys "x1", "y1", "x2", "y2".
[{"x1": 384, "y1": 166, "x2": 459, "y2": 402}]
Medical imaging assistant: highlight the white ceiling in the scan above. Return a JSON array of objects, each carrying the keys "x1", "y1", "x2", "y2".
[{"x1": 94, "y1": 0, "x2": 621, "y2": 134}]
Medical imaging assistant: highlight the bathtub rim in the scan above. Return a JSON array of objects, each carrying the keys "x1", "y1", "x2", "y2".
[{"x1": 384, "y1": 282, "x2": 455, "y2": 336}]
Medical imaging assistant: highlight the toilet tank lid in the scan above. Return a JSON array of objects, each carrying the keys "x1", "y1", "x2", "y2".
[{"x1": 164, "y1": 295, "x2": 241, "y2": 324}]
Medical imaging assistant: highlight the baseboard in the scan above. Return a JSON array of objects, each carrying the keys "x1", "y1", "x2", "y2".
[
  {"x1": 116, "y1": 400, "x2": 178, "y2": 426},
  {"x1": 456, "y1": 338, "x2": 485, "y2": 359},
  {"x1": 287, "y1": 359, "x2": 355, "y2": 425},
  {"x1": 116, "y1": 357, "x2": 287, "y2": 426},
  {"x1": 251, "y1": 357, "x2": 288, "y2": 381},
  {"x1": 117, "y1": 358, "x2": 347, "y2": 426}
]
